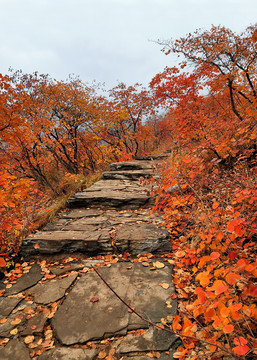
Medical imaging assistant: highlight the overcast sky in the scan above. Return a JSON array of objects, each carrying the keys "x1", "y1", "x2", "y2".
[{"x1": 0, "y1": 0, "x2": 256, "y2": 89}]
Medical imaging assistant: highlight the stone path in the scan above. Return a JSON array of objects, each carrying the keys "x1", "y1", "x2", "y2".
[{"x1": 0, "y1": 156, "x2": 179, "y2": 359}]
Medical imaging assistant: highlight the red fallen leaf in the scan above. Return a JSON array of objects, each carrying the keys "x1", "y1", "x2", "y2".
[
  {"x1": 234, "y1": 337, "x2": 248, "y2": 346},
  {"x1": 90, "y1": 297, "x2": 99, "y2": 303},
  {"x1": 170, "y1": 294, "x2": 177, "y2": 299},
  {"x1": 210, "y1": 280, "x2": 228, "y2": 295},
  {"x1": 223, "y1": 324, "x2": 234, "y2": 333},
  {"x1": 122, "y1": 252, "x2": 130, "y2": 260},
  {"x1": 212, "y1": 202, "x2": 219, "y2": 209},
  {"x1": 210, "y1": 252, "x2": 220, "y2": 260},
  {"x1": 228, "y1": 251, "x2": 237, "y2": 260},
  {"x1": 233, "y1": 345, "x2": 249, "y2": 356},
  {"x1": 243, "y1": 285, "x2": 257, "y2": 297},
  {"x1": 34, "y1": 244, "x2": 40, "y2": 249},
  {"x1": 0, "y1": 257, "x2": 6, "y2": 267}
]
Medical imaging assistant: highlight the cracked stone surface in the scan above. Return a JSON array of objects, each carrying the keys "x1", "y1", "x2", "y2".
[
  {"x1": 0, "y1": 296, "x2": 22, "y2": 316},
  {"x1": 0, "y1": 339, "x2": 30, "y2": 360},
  {"x1": 26, "y1": 273, "x2": 78, "y2": 304},
  {"x1": 38, "y1": 347, "x2": 98, "y2": 360},
  {"x1": 22, "y1": 210, "x2": 168, "y2": 256},
  {"x1": 52, "y1": 262, "x2": 176, "y2": 345},
  {"x1": 117, "y1": 327, "x2": 177, "y2": 353},
  {"x1": 4, "y1": 264, "x2": 43, "y2": 295}
]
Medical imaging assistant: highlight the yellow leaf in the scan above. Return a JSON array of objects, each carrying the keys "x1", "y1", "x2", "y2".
[
  {"x1": 24, "y1": 335, "x2": 34, "y2": 344},
  {"x1": 10, "y1": 319, "x2": 22, "y2": 325},
  {"x1": 153, "y1": 261, "x2": 165, "y2": 269},
  {"x1": 10, "y1": 328, "x2": 18, "y2": 335},
  {"x1": 159, "y1": 283, "x2": 169, "y2": 289},
  {"x1": 98, "y1": 350, "x2": 107, "y2": 358}
]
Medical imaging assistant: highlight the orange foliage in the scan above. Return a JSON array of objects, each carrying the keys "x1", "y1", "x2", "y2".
[{"x1": 152, "y1": 24, "x2": 257, "y2": 359}]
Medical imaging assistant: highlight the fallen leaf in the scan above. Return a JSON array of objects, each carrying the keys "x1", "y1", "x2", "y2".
[
  {"x1": 159, "y1": 283, "x2": 169, "y2": 289},
  {"x1": 166, "y1": 301, "x2": 172, "y2": 308},
  {"x1": 0, "y1": 257, "x2": 6, "y2": 267},
  {"x1": 0, "y1": 318, "x2": 7, "y2": 324},
  {"x1": 34, "y1": 244, "x2": 40, "y2": 249},
  {"x1": 10, "y1": 328, "x2": 18, "y2": 335},
  {"x1": 47, "y1": 312, "x2": 55, "y2": 319},
  {"x1": 24, "y1": 335, "x2": 34, "y2": 344},
  {"x1": 0, "y1": 338, "x2": 9, "y2": 346},
  {"x1": 90, "y1": 297, "x2": 99, "y2": 303},
  {"x1": 98, "y1": 350, "x2": 107, "y2": 358},
  {"x1": 10, "y1": 319, "x2": 22, "y2": 325},
  {"x1": 153, "y1": 261, "x2": 165, "y2": 269},
  {"x1": 223, "y1": 324, "x2": 234, "y2": 334},
  {"x1": 142, "y1": 262, "x2": 149, "y2": 267}
]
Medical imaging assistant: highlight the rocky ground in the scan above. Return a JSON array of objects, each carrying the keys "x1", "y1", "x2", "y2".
[{"x1": 0, "y1": 156, "x2": 180, "y2": 359}]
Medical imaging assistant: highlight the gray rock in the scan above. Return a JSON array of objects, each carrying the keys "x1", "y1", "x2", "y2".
[
  {"x1": 38, "y1": 347, "x2": 98, "y2": 360},
  {"x1": 5, "y1": 264, "x2": 43, "y2": 295},
  {"x1": 118, "y1": 327, "x2": 177, "y2": 353},
  {"x1": 65, "y1": 217, "x2": 109, "y2": 229},
  {"x1": 22, "y1": 230, "x2": 104, "y2": 255},
  {"x1": 50, "y1": 262, "x2": 85, "y2": 276},
  {"x1": 0, "y1": 312, "x2": 26, "y2": 337},
  {"x1": 52, "y1": 265, "x2": 131, "y2": 345},
  {"x1": 114, "y1": 223, "x2": 170, "y2": 254},
  {"x1": 61, "y1": 209, "x2": 103, "y2": 219},
  {"x1": 102, "y1": 170, "x2": 152, "y2": 180},
  {"x1": 21, "y1": 311, "x2": 48, "y2": 335},
  {"x1": 27, "y1": 273, "x2": 78, "y2": 304},
  {"x1": 0, "y1": 339, "x2": 30, "y2": 360},
  {"x1": 0, "y1": 296, "x2": 22, "y2": 316},
  {"x1": 52, "y1": 263, "x2": 175, "y2": 345},
  {"x1": 110, "y1": 161, "x2": 154, "y2": 171},
  {"x1": 68, "y1": 190, "x2": 150, "y2": 209}
]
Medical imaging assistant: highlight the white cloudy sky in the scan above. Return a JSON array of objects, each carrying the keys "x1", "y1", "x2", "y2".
[{"x1": 0, "y1": 0, "x2": 256, "y2": 88}]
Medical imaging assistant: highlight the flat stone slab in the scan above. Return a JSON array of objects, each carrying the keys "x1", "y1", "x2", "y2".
[
  {"x1": 21, "y1": 310, "x2": 49, "y2": 335},
  {"x1": 22, "y1": 210, "x2": 169, "y2": 256},
  {"x1": 117, "y1": 327, "x2": 177, "y2": 353},
  {"x1": 0, "y1": 311, "x2": 27, "y2": 337},
  {"x1": 110, "y1": 160, "x2": 155, "y2": 171},
  {"x1": 38, "y1": 347, "x2": 98, "y2": 360},
  {"x1": 61, "y1": 209, "x2": 104, "y2": 219},
  {"x1": 68, "y1": 190, "x2": 150, "y2": 209},
  {"x1": 102, "y1": 169, "x2": 153, "y2": 180},
  {"x1": 68, "y1": 178, "x2": 152, "y2": 209},
  {"x1": 27, "y1": 273, "x2": 78, "y2": 304},
  {"x1": 22, "y1": 230, "x2": 110, "y2": 255},
  {"x1": 0, "y1": 296, "x2": 22, "y2": 316},
  {"x1": 52, "y1": 262, "x2": 176, "y2": 345},
  {"x1": 4, "y1": 264, "x2": 43, "y2": 295},
  {"x1": 0, "y1": 339, "x2": 30, "y2": 360},
  {"x1": 114, "y1": 223, "x2": 170, "y2": 254}
]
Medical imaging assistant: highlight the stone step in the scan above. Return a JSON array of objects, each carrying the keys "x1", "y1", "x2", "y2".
[
  {"x1": 110, "y1": 160, "x2": 155, "y2": 171},
  {"x1": 135, "y1": 154, "x2": 168, "y2": 160},
  {"x1": 102, "y1": 169, "x2": 153, "y2": 180},
  {"x1": 21, "y1": 209, "x2": 170, "y2": 256},
  {"x1": 68, "y1": 179, "x2": 152, "y2": 209},
  {"x1": 68, "y1": 190, "x2": 151, "y2": 209}
]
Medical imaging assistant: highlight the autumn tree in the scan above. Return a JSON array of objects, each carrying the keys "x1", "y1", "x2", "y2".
[
  {"x1": 108, "y1": 82, "x2": 154, "y2": 156},
  {"x1": 151, "y1": 25, "x2": 257, "y2": 359}
]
